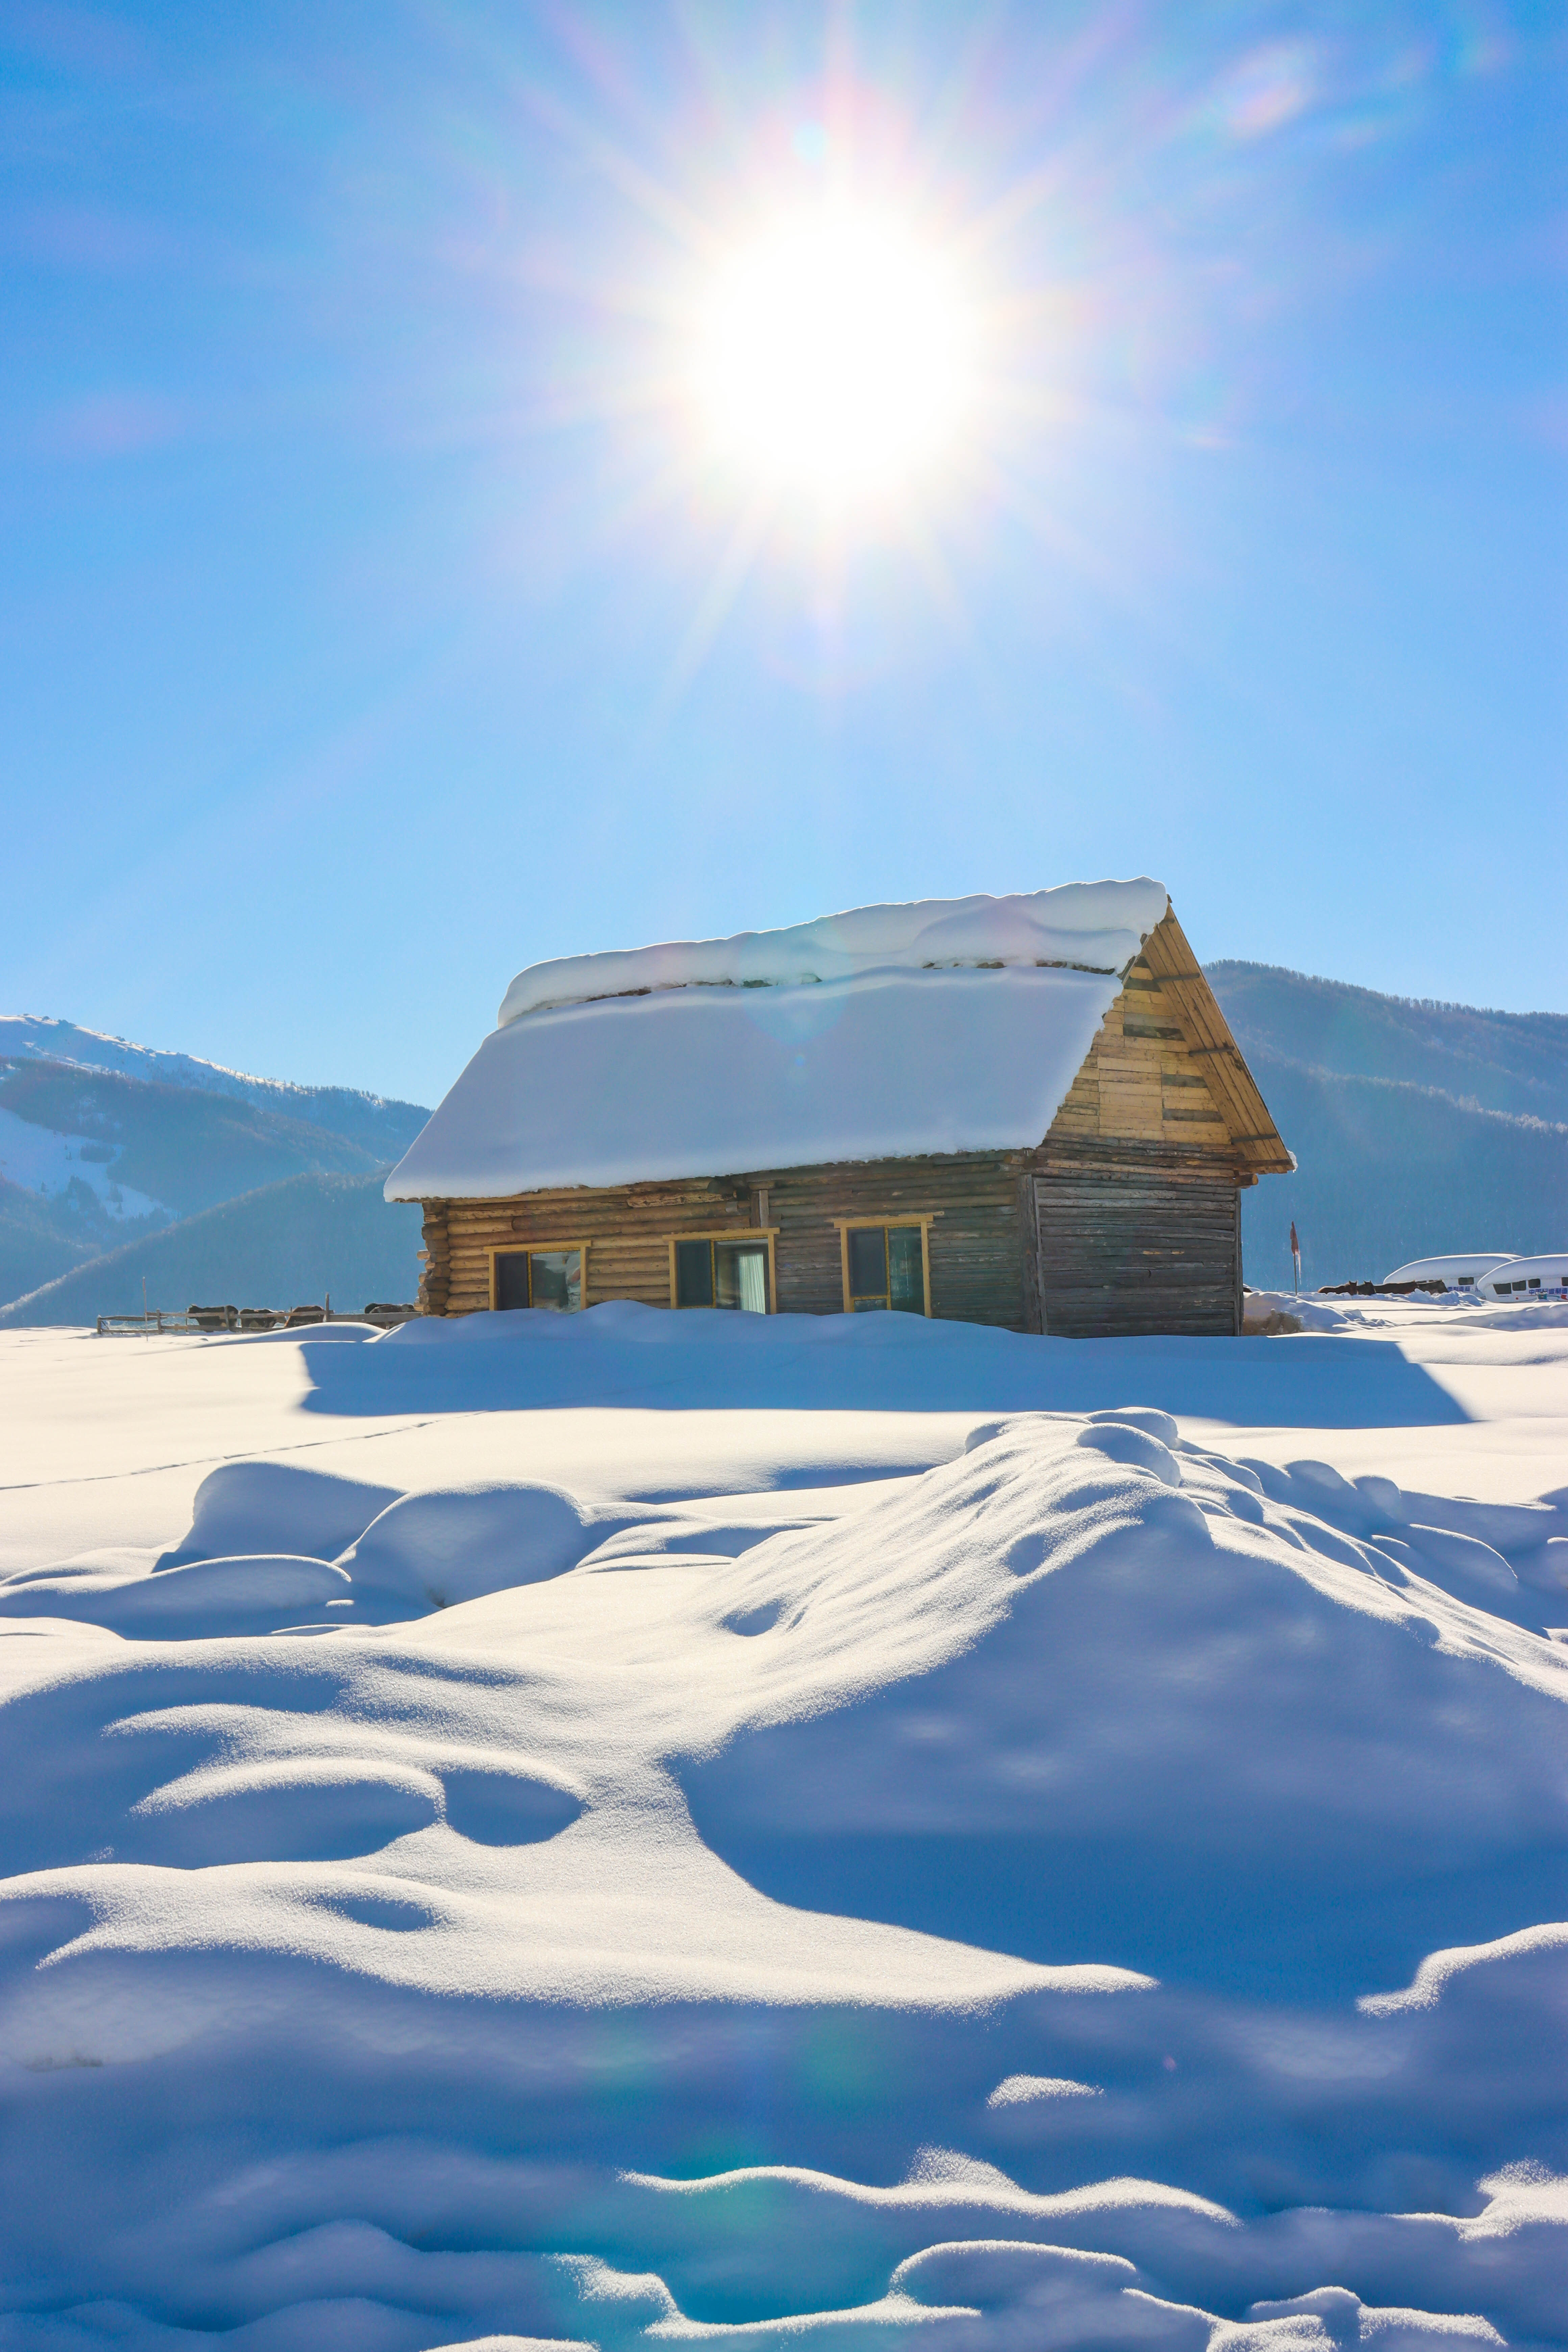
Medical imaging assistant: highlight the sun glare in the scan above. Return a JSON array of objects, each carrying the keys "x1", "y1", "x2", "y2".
[{"x1": 692, "y1": 209, "x2": 975, "y2": 503}]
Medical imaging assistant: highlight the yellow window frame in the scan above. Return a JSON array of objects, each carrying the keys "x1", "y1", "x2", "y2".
[
  {"x1": 667, "y1": 1228, "x2": 779, "y2": 1312},
  {"x1": 488, "y1": 1240, "x2": 590, "y2": 1313},
  {"x1": 834, "y1": 1215, "x2": 938, "y2": 1317}
]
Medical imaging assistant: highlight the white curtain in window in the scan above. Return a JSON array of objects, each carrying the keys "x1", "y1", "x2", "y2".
[{"x1": 738, "y1": 1251, "x2": 767, "y2": 1314}]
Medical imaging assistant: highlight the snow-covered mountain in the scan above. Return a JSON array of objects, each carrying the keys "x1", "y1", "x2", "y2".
[
  {"x1": 1211, "y1": 965, "x2": 1568, "y2": 1290},
  {"x1": 0, "y1": 1021, "x2": 429, "y2": 1316},
  {"x1": 0, "y1": 1015, "x2": 426, "y2": 1158}
]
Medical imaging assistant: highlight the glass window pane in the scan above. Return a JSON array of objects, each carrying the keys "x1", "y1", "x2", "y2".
[
  {"x1": 529, "y1": 1249, "x2": 580, "y2": 1312},
  {"x1": 494, "y1": 1251, "x2": 531, "y2": 1312},
  {"x1": 676, "y1": 1239, "x2": 713, "y2": 1307},
  {"x1": 714, "y1": 1243, "x2": 768, "y2": 1314},
  {"x1": 848, "y1": 1226, "x2": 887, "y2": 1301},
  {"x1": 889, "y1": 1226, "x2": 924, "y2": 1313}
]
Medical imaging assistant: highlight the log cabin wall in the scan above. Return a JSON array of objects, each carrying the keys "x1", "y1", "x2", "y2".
[
  {"x1": 1031, "y1": 1141, "x2": 1242, "y2": 1337},
  {"x1": 419, "y1": 1153, "x2": 1031, "y2": 1325},
  {"x1": 425, "y1": 1178, "x2": 753, "y2": 1318},
  {"x1": 1027, "y1": 932, "x2": 1251, "y2": 1336},
  {"x1": 753, "y1": 1153, "x2": 1028, "y2": 1328},
  {"x1": 416, "y1": 1201, "x2": 450, "y2": 1316}
]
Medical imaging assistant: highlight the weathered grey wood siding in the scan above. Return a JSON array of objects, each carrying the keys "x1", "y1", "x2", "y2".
[
  {"x1": 754, "y1": 1154, "x2": 1028, "y2": 1329},
  {"x1": 419, "y1": 1155, "x2": 1030, "y2": 1327},
  {"x1": 1033, "y1": 1140, "x2": 1242, "y2": 1337}
]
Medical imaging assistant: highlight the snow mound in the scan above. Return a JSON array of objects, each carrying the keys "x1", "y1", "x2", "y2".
[
  {"x1": 4, "y1": 1331, "x2": 1568, "y2": 2344},
  {"x1": 342, "y1": 1480, "x2": 617, "y2": 1611},
  {"x1": 167, "y1": 1459, "x2": 403, "y2": 1565},
  {"x1": 1243, "y1": 1288, "x2": 1352, "y2": 1333}
]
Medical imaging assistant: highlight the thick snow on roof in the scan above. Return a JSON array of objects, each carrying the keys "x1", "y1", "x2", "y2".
[
  {"x1": 389, "y1": 882, "x2": 1167, "y2": 1200},
  {"x1": 496, "y1": 879, "x2": 1168, "y2": 1025}
]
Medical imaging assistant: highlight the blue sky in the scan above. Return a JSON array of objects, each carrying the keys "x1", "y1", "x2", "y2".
[{"x1": 4, "y1": 1, "x2": 1564, "y2": 1107}]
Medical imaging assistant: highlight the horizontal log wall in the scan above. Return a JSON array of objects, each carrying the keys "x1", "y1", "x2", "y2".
[
  {"x1": 417, "y1": 1153, "x2": 1031, "y2": 1327},
  {"x1": 1033, "y1": 1137, "x2": 1241, "y2": 1337},
  {"x1": 752, "y1": 1154, "x2": 1029, "y2": 1328},
  {"x1": 432, "y1": 1179, "x2": 753, "y2": 1318},
  {"x1": 417, "y1": 1202, "x2": 449, "y2": 1315},
  {"x1": 1050, "y1": 976, "x2": 1232, "y2": 1153}
]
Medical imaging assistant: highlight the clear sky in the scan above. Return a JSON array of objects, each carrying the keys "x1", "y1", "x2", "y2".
[{"x1": 4, "y1": 1, "x2": 1565, "y2": 1108}]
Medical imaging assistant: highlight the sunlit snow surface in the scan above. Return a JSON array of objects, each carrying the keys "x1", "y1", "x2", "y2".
[{"x1": 2, "y1": 1300, "x2": 1568, "y2": 2349}]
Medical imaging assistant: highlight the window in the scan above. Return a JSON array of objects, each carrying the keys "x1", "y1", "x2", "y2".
[
  {"x1": 1528, "y1": 1278, "x2": 1541, "y2": 1290},
  {"x1": 1458, "y1": 1275, "x2": 1474, "y2": 1288},
  {"x1": 491, "y1": 1246, "x2": 584, "y2": 1312},
  {"x1": 670, "y1": 1232, "x2": 774, "y2": 1312},
  {"x1": 836, "y1": 1218, "x2": 933, "y2": 1315}
]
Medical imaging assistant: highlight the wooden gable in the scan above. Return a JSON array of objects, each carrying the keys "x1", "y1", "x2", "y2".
[{"x1": 1046, "y1": 907, "x2": 1291, "y2": 1176}]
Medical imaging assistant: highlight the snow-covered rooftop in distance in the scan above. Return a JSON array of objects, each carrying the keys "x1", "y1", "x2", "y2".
[
  {"x1": 1383, "y1": 1253, "x2": 1519, "y2": 1284},
  {"x1": 389, "y1": 881, "x2": 1169, "y2": 1200},
  {"x1": 1477, "y1": 1253, "x2": 1568, "y2": 1295}
]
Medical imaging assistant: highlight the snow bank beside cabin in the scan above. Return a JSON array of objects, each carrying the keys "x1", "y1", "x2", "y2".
[
  {"x1": 4, "y1": 1314, "x2": 1568, "y2": 2345},
  {"x1": 495, "y1": 879, "x2": 1169, "y2": 1024}
]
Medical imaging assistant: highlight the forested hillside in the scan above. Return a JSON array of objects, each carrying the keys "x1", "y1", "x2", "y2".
[
  {"x1": 0, "y1": 1026, "x2": 428, "y2": 1319},
  {"x1": 0, "y1": 1173, "x2": 423, "y2": 1329},
  {"x1": 1209, "y1": 964, "x2": 1568, "y2": 1290}
]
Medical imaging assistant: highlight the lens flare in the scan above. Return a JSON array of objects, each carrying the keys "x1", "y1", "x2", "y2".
[{"x1": 691, "y1": 208, "x2": 976, "y2": 502}]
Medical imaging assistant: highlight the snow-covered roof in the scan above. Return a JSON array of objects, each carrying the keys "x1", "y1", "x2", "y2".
[
  {"x1": 1477, "y1": 1254, "x2": 1568, "y2": 1294},
  {"x1": 1383, "y1": 1253, "x2": 1518, "y2": 1284},
  {"x1": 386, "y1": 880, "x2": 1169, "y2": 1201}
]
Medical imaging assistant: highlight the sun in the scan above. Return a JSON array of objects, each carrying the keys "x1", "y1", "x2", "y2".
[{"x1": 691, "y1": 207, "x2": 976, "y2": 503}]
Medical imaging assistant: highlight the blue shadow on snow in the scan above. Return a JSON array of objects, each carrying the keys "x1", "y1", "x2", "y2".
[{"x1": 298, "y1": 1312, "x2": 1468, "y2": 1430}]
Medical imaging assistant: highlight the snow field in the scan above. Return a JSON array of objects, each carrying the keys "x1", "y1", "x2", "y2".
[{"x1": 1, "y1": 1307, "x2": 1567, "y2": 2346}]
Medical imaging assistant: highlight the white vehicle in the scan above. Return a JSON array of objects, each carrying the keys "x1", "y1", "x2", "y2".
[
  {"x1": 1476, "y1": 1253, "x2": 1568, "y2": 1301},
  {"x1": 1381, "y1": 1252, "x2": 1518, "y2": 1292}
]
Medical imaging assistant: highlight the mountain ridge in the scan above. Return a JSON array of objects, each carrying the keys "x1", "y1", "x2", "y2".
[
  {"x1": 0, "y1": 1016, "x2": 428, "y2": 1157},
  {"x1": 1208, "y1": 961, "x2": 1568, "y2": 1289},
  {"x1": 1207, "y1": 960, "x2": 1568, "y2": 1127},
  {"x1": 0, "y1": 1026, "x2": 430, "y2": 1319},
  {"x1": 0, "y1": 1171, "x2": 422, "y2": 1331}
]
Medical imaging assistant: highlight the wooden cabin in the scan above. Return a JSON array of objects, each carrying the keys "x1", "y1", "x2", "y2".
[{"x1": 386, "y1": 882, "x2": 1291, "y2": 1338}]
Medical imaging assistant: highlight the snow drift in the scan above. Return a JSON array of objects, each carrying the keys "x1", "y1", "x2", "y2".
[{"x1": 1, "y1": 1309, "x2": 1567, "y2": 2347}]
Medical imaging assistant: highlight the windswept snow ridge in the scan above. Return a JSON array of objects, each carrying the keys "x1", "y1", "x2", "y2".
[{"x1": 1, "y1": 1306, "x2": 1567, "y2": 2348}]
